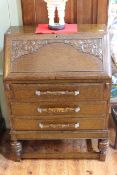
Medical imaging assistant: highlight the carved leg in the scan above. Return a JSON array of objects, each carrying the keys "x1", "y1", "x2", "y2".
[
  {"x1": 114, "y1": 130, "x2": 117, "y2": 149},
  {"x1": 11, "y1": 141, "x2": 22, "y2": 162},
  {"x1": 98, "y1": 139, "x2": 109, "y2": 161}
]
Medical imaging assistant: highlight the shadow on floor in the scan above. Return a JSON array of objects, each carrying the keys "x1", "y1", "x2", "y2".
[{"x1": 0, "y1": 130, "x2": 16, "y2": 161}]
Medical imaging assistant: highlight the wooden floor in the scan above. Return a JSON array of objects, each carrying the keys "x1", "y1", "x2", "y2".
[{"x1": 0, "y1": 129, "x2": 117, "y2": 175}]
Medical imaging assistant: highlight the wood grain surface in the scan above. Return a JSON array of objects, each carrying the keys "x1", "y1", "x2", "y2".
[
  {"x1": 21, "y1": 0, "x2": 109, "y2": 25},
  {"x1": 10, "y1": 101, "x2": 107, "y2": 116},
  {"x1": 3, "y1": 25, "x2": 111, "y2": 161},
  {"x1": 10, "y1": 83, "x2": 105, "y2": 101},
  {"x1": 4, "y1": 25, "x2": 111, "y2": 82}
]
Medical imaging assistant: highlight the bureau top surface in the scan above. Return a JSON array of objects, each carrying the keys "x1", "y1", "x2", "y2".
[{"x1": 4, "y1": 25, "x2": 111, "y2": 82}]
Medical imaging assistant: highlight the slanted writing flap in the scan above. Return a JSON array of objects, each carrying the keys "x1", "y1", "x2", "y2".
[{"x1": 11, "y1": 42, "x2": 103, "y2": 73}]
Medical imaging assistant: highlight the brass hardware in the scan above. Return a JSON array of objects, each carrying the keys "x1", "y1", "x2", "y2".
[
  {"x1": 37, "y1": 107, "x2": 80, "y2": 113},
  {"x1": 38, "y1": 123, "x2": 80, "y2": 129},
  {"x1": 37, "y1": 108, "x2": 42, "y2": 113},
  {"x1": 75, "y1": 90, "x2": 80, "y2": 96},
  {"x1": 75, "y1": 107, "x2": 81, "y2": 113},
  {"x1": 35, "y1": 90, "x2": 80, "y2": 96},
  {"x1": 75, "y1": 123, "x2": 80, "y2": 128},
  {"x1": 38, "y1": 123, "x2": 44, "y2": 129},
  {"x1": 35, "y1": 90, "x2": 41, "y2": 96}
]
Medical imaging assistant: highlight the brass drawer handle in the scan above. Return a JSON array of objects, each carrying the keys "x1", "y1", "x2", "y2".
[
  {"x1": 35, "y1": 90, "x2": 80, "y2": 96},
  {"x1": 37, "y1": 107, "x2": 80, "y2": 113},
  {"x1": 38, "y1": 122, "x2": 80, "y2": 129}
]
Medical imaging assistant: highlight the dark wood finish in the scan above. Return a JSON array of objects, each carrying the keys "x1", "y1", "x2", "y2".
[
  {"x1": 21, "y1": 0, "x2": 36, "y2": 25},
  {"x1": 0, "y1": 107, "x2": 6, "y2": 133},
  {"x1": 77, "y1": 0, "x2": 109, "y2": 24},
  {"x1": 97, "y1": 0, "x2": 109, "y2": 24},
  {"x1": 111, "y1": 106, "x2": 117, "y2": 149},
  {"x1": 3, "y1": 25, "x2": 111, "y2": 161},
  {"x1": 21, "y1": 152, "x2": 99, "y2": 159},
  {"x1": 115, "y1": 131, "x2": 117, "y2": 149},
  {"x1": 21, "y1": 0, "x2": 109, "y2": 25}
]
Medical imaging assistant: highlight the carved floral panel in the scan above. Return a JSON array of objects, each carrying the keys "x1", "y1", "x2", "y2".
[{"x1": 11, "y1": 38, "x2": 103, "y2": 62}]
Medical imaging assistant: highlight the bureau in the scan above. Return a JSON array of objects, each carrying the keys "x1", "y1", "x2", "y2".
[{"x1": 3, "y1": 24, "x2": 111, "y2": 161}]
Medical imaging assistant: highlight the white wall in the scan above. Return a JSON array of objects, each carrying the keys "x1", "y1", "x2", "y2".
[
  {"x1": 0, "y1": 0, "x2": 22, "y2": 50},
  {"x1": 0, "y1": 0, "x2": 22, "y2": 127}
]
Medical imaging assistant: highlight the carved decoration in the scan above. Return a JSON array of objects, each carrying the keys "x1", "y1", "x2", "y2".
[
  {"x1": 98, "y1": 139, "x2": 109, "y2": 161},
  {"x1": 11, "y1": 141, "x2": 22, "y2": 161},
  {"x1": 64, "y1": 39, "x2": 103, "y2": 60},
  {"x1": 11, "y1": 39, "x2": 103, "y2": 62},
  {"x1": 11, "y1": 40, "x2": 48, "y2": 62}
]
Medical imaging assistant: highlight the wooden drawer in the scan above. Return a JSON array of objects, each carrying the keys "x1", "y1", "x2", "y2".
[
  {"x1": 11, "y1": 101, "x2": 107, "y2": 116},
  {"x1": 12, "y1": 118, "x2": 106, "y2": 131},
  {"x1": 11, "y1": 83, "x2": 105, "y2": 101}
]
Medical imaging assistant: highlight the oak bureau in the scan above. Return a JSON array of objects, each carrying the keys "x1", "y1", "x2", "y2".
[{"x1": 3, "y1": 24, "x2": 111, "y2": 161}]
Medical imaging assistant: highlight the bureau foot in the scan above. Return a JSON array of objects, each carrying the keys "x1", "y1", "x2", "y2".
[
  {"x1": 11, "y1": 141, "x2": 22, "y2": 162},
  {"x1": 98, "y1": 139, "x2": 109, "y2": 161}
]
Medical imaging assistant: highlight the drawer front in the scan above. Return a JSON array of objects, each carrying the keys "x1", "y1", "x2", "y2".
[
  {"x1": 11, "y1": 101, "x2": 107, "y2": 116},
  {"x1": 11, "y1": 83, "x2": 105, "y2": 101},
  {"x1": 12, "y1": 118, "x2": 106, "y2": 131}
]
